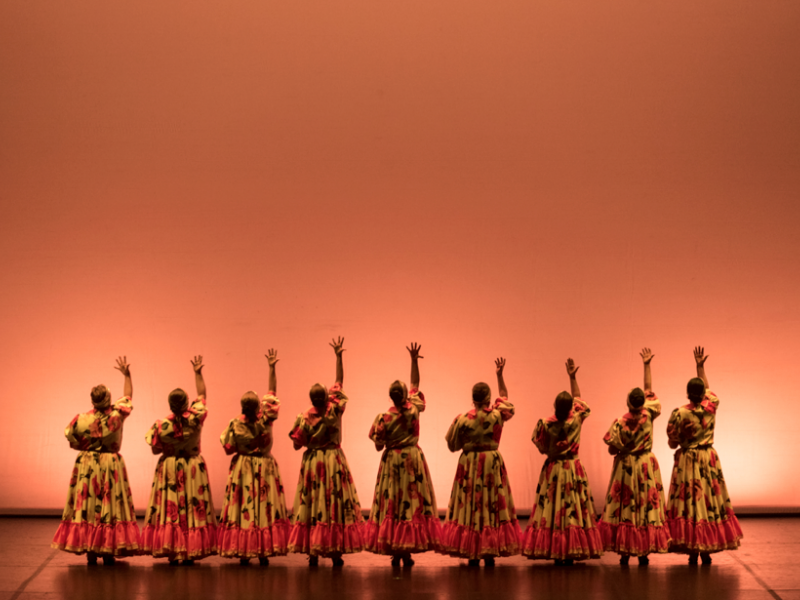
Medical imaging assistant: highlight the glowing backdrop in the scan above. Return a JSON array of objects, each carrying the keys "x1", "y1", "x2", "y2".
[{"x1": 1, "y1": 0, "x2": 799, "y2": 513}]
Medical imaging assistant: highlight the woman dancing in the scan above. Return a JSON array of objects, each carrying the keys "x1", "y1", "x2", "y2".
[{"x1": 363, "y1": 342, "x2": 442, "y2": 566}]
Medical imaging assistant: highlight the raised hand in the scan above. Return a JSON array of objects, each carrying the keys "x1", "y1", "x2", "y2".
[
  {"x1": 330, "y1": 336, "x2": 346, "y2": 356},
  {"x1": 693, "y1": 346, "x2": 708, "y2": 366},
  {"x1": 266, "y1": 348, "x2": 279, "y2": 367},
  {"x1": 407, "y1": 342, "x2": 423, "y2": 360},
  {"x1": 114, "y1": 356, "x2": 131, "y2": 376},
  {"x1": 565, "y1": 358, "x2": 579, "y2": 377},
  {"x1": 640, "y1": 347, "x2": 654, "y2": 364},
  {"x1": 495, "y1": 357, "x2": 506, "y2": 375},
  {"x1": 191, "y1": 355, "x2": 204, "y2": 374}
]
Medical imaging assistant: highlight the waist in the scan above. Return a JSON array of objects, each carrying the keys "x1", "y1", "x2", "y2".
[
  {"x1": 385, "y1": 443, "x2": 419, "y2": 451},
  {"x1": 163, "y1": 450, "x2": 200, "y2": 459},
  {"x1": 462, "y1": 443, "x2": 499, "y2": 452},
  {"x1": 547, "y1": 452, "x2": 577, "y2": 461}
]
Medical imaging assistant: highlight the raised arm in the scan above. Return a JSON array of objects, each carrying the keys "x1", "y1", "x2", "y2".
[
  {"x1": 566, "y1": 358, "x2": 581, "y2": 397},
  {"x1": 694, "y1": 346, "x2": 709, "y2": 388},
  {"x1": 495, "y1": 357, "x2": 508, "y2": 397},
  {"x1": 640, "y1": 347, "x2": 654, "y2": 392},
  {"x1": 191, "y1": 355, "x2": 206, "y2": 399},
  {"x1": 407, "y1": 342, "x2": 422, "y2": 388},
  {"x1": 114, "y1": 355, "x2": 132, "y2": 398},
  {"x1": 330, "y1": 336, "x2": 345, "y2": 386},
  {"x1": 266, "y1": 348, "x2": 278, "y2": 395}
]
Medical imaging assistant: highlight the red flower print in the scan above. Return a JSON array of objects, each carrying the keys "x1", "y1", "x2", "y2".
[
  {"x1": 709, "y1": 452, "x2": 717, "y2": 468},
  {"x1": 455, "y1": 464, "x2": 466, "y2": 484},
  {"x1": 641, "y1": 462, "x2": 649, "y2": 480},
  {"x1": 477, "y1": 453, "x2": 486, "y2": 479},
  {"x1": 316, "y1": 462, "x2": 326, "y2": 480},
  {"x1": 234, "y1": 485, "x2": 242, "y2": 506},
  {"x1": 91, "y1": 476, "x2": 102, "y2": 498},
  {"x1": 540, "y1": 516, "x2": 548, "y2": 528},
  {"x1": 692, "y1": 480, "x2": 704, "y2": 502},
  {"x1": 155, "y1": 490, "x2": 162, "y2": 506},
  {"x1": 180, "y1": 513, "x2": 187, "y2": 529},
  {"x1": 677, "y1": 483, "x2": 686, "y2": 501},
  {"x1": 497, "y1": 493, "x2": 507, "y2": 510},
  {"x1": 88, "y1": 420, "x2": 103, "y2": 439},
  {"x1": 69, "y1": 468, "x2": 78, "y2": 487},
  {"x1": 547, "y1": 479, "x2": 558, "y2": 502},
  {"x1": 176, "y1": 469, "x2": 185, "y2": 493},
  {"x1": 243, "y1": 508, "x2": 250, "y2": 521},
  {"x1": 680, "y1": 419, "x2": 696, "y2": 442},
  {"x1": 178, "y1": 495, "x2": 186, "y2": 509},
  {"x1": 194, "y1": 500, "x2": 206, "y2": 522},
  {"x1": 492, "y1": 423, "x2": 502, "y2": 442},
  {"x1": 610, "y1": 480, "x2": 622, "y2": 502},
  {"x1": 575, "y1": 461, "x2": 585, "y2": 478},
  {"x1": 648, "y1": 487, "x2": 660, "y2": 508},
  {"x1": 564, "y1": 481, "x2": 573, "y2": 495},
  {"x1": 166, "y1": 500, "x2": 179, "y2": 522},
  {"x1": 712, "y1": 480, "x2": 721, "y2": 496},
  {"x1": 198, "y1": 485, "x2": 205, "y2": 495},
  {"x1": 107, "y1": 415, "x2": 120, "y2": 432},
  {"x1": 191, "y1": 465, "x2": 197, "y2": 479},
  {"x1": 102, "y1": 480, "x2": 111, "y2": 499},
  {"x1": 259, "y1": 483, "x2": 268, "y2": 502}
]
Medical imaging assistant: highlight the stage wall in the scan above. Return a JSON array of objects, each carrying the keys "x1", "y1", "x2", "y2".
[{"x1": 1, "y1": 0, "x2": 799, "y2": 513}]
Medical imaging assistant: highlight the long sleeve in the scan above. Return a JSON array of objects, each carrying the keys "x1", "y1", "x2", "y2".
[
  {"x1": 289, "y1": 414, "x2": 308, "y2": 450},
  {"x1": 220, "y1": 421, "x2": 237, "y2": 455},
  {"x1": 445, "y1": 416, "x2": 463, "y2": 452},
  {"x1": 666, "y1": 408, "x2": 681, "y2": 449},
  {"x1": 368, "y1": 413, "x2": 388, "y2": 451},
  {"x1": 145, "y1": 421, "x2": 164, "y2": 455},
  {"x1": 532, "y1": 419, "x2": 549, "y2": 455}
]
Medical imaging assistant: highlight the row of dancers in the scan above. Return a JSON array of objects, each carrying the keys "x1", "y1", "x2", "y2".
[{"x1": 51, "y1": 339, "x2": 743, "y2": 567}]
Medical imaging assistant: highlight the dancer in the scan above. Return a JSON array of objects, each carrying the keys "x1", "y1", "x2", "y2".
[
  {"x1": 665, "y1": 347, "x2": 743, "y2": 564},
  {"x1": 218, "y1": 349, "x2": 290, "y2": 565},
  {"x1": 521, "y1": 358, "x2": 603, "y2": 565},
  {"x1": 142, "y1": 356, "x2": 217, "y2": 564},
  {"x1": 51, "y1": 357, "x2": 140, "y2": 564},
  {"x1": 598, "y1": 348, "x2": 670, "y2": 565},
  {"x1": 363, "y1": 342, "x2": 442, "y2": 566},
  {"x1": 441, "y1": 357, "x2": 522, "y2": 566},
  {"x1": 287, "y1": 337, "x2": 365, "y2": 566}
]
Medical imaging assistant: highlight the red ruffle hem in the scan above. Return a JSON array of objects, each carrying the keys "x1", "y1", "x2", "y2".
[
  {"x1": 598, "y1": 522, "x2": 671, "y2": 555},
  {"x1": 521, "y1": 524, "x2": 603, "y2": 560},
  {"x1": 51, "y1": 520, "x2": 140, "y2": 556},
  {"x1": 141, "y1": 523, "x2": 218, "y2": 560},
  {"x1": 218, "y1": 520, "x2": 291, "y2": 558},
  {"x1": 287, "y1": 522, "x2": 365, "y2": 556},
  {"x1": 666, "y1": 516, "x2": 743, "y2": 553},
  {"x1": 438, "y1": 520, "x2": 522, "y2": 559},
  {"x1": 363, "y1": 516, "x2": 442, "y2": 554}
]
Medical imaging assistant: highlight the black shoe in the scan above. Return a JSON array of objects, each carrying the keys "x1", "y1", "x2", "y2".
[
  {"x1": 240, "y1": 558, "x2": 250, "y2": 566},
  {"x1": 619, "y1": 555, "x2": 630, "y2": 566},
  {"x1": 102, "y1": 555, "x2": 116, "y2": 566},
  {"x1": 554, "y1": 559, "x2": 564, "y2": 566},
  {"x1": 688, "y1": 553, "x2": 699, "y2": 565},
  {"x1": 168, "y1": 559, "x2": 180, "y2": 566},
  {"x1": 87, "y1": 553, "x2": 98, "y2": 566},
  {"x1": 403, "y1": 554, "x2": 415, "y2": 567},
  {"x1": 259, "y1": 557, "x2": 270, "y2": 567},
  {"x1": 331, "y1": 556, "x2": 344, "y2": 567},
  {"x1": 563, "y1": 559, "x2": 574, "y2": 566},
  {"x1": 308, "y1": 555, "x2": 319, "y2": 567},
  {"x1": 391, "y1": 556, "x2": 401, "y2": 567},
  {"x1": 468, "y1": 559, "x2": 480, "y2": 567},
  {"x1": 182, "y1": 559, "x2": 195, "y2": 566},
  {"x1": 484, "y1": 556, "x2": 495, "y2": 567},
  {"x1": 638, "y1": 555, "x2": 649, "y2": 566},
  {"x1": 701, "y1": 553, "x2": 712, "y2": 565}
]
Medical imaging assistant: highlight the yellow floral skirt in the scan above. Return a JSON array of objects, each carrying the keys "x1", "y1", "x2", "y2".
[
  {"x1": 288, "y1": 447, "x2": 365, "y2": 556},
  {"x1": 363, "y1": 445, "x2": 442, "y2": 554},
  {"x1": 51, "y1": 451, "x2": 140, "y2": 556},
  {"x1": 522, "y1": 457, "x2": 603, "y2": 560},
  {"x1": 141, "y1": 455, "x2": 218, "y2": 560},
  {"x1": 665, "y1": 447, "x2": 743, "y2": 553},
  {"x1": 218, "y1": 454, "x2": 290, "y2": 558},
  {"x1": 598, "y1": 452, "x2": 671, "y2": 555},
  {"x1": 440, "y1": 450, "x2": 522, "y2": 559}
]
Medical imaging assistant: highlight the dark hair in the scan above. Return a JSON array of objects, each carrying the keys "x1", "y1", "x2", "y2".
[
  {"x1": 389, "y1": 380, "x2": 406, "y2": 406},
  {"x1": 309, "y1": 383, "x2": 327, "y2": 405},
  {"x1": 687, "y1": 377, "x2": 705, "y2": 402},
  {"x1": 472, "y1": 382, "x2": 491, "y2": 404},
  {"x1": 240, "y1": 391, "x2": 260, "y2": 417},
  {"x1": 90, "y1": 385, "x2": 109, "y2": 406},
  {"x1": 168, "y1": 388, "x2": 189, "y2": 414},
  {"x1": 628, "y1": 387, "x2": 646, "y2": 409},
  {"x1": 555, "y1": 391, "x2": 573, "y2": 421}
]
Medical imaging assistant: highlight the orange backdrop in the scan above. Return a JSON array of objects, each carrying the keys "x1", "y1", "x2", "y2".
[{"x1": 1, "y1": 0, "x2": 799, "y2": 513}]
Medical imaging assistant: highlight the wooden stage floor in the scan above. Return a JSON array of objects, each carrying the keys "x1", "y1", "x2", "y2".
[{"x1": 0, "y1": 517, "x2": 796, "y2": 600}]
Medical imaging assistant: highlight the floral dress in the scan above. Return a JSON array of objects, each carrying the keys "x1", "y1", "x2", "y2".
[
  {"x1": 665, "y1": 390, "x2": 743, "y2": 553},
  {"x1": 51, "y1": 396, "x2": 141, "y2": 556},
  {"x1": 218, "y1": 394, "x2": 290, "y2": 558},
  {"x1": 598, "y1": 391, "x2": 671, "y2": 555},
  {"x1": 287, "y1": 384, "x2": 365, "y2": 556},
  {"x1": 364, "y1": 389, "x2": 442, "y2": 554},
  {"x1": 521, "y1": 397, "x2": 603, "y2": 560},
  {"x1": 142, "y1": 397, "x2": 218, "y2": 560},
  {"x1": 441, "y1": 397, "x2": 522, "y2": 559}
]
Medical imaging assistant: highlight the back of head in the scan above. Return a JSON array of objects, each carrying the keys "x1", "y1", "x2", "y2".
[
  {"x1": 554, "y1": 391, "x2": 573, "y2": 421},
  {"x1": 628, "y1": 387, "x2": 646, "y2": 409},
  {"x1": 472, "y1": 382, "x2": 491, "y2": 405},
  {"x1": 389, "y1": 380, "x2": 407, "y2": 406},
  {"x1": 168, "y1": 388, "x2": 189, "y2": 415},
  {"x1": 90, "y1": 384, "x2": 111, "y2": 410},
  {"x1": 309, "y1": 383, "x2": 327, "y2": 406},
  {"x1": 240, "y1": 391, "x2": 260, "y2": 419},
  {"x1": 686, "y1": 377, "x2": 705, "y2": 403}
]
